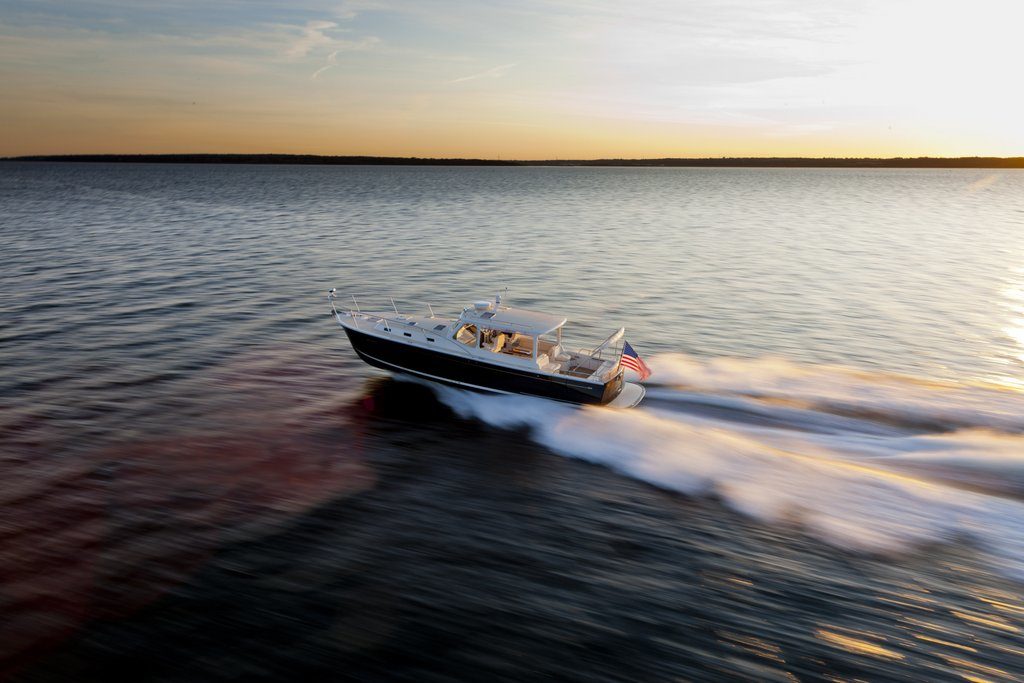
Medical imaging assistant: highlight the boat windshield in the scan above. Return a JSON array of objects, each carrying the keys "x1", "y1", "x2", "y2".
[
  {"x1": 537, "y1": 331, "x2": 562, "y2": 357},
  {"x1": 453, "y1": 323, "x2": 478, "y2": 345}
]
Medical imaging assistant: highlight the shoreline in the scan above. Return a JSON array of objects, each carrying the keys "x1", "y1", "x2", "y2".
[{"x1": 5, "y1": 153, "x2": 1024, "y2": 169}]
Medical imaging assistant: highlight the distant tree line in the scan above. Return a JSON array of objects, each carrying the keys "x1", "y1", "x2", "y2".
[
  {"x1": 7, "y1": 154, "x2": 517, "y2": 166},
  {"x1": 8, "y1": 154, "x2": 1024, "y2": 168}
]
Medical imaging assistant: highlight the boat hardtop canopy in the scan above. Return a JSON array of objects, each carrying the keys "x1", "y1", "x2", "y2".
[{"x1": 458, "y1": 303, "x2": 567, "y2": 337}]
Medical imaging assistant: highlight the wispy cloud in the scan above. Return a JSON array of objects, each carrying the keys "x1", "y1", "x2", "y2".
[
  {"x1": 287, "y1": 20, "x2": 337, "y2": 58},
  {"x1": 335, "y1": 0, "x2": 392, "y2": 19},
  {"x1": 309, "y1": 37, "x2": 380, "y2": 79},
  {"x1": 446, "y1": 63, "x2": 517, "y2": 84},
  {"x1": 311, "y1": 49, "x2": 339, "y2": 80}
]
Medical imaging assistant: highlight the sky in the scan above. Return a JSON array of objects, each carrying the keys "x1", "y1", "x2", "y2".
[{"x1": 1, "y1": 0, "x2": 1022, "y2": 158}]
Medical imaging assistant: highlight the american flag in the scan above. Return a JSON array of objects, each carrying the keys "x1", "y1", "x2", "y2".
[{"x1": 619, "y1": 341, "x2": 651, "y2": 381}]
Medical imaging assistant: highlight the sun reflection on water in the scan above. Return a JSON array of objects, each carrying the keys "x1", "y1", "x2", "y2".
[{"x1": 991, "y1": 269, "x2": 1024, "y2": 389}]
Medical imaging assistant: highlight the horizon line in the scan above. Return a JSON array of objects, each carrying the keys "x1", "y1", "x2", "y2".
[{"x1": 6, "y1": 153, "x2": 1024, "y2": 169}]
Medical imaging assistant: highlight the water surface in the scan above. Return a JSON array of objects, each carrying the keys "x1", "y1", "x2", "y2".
[{"x1": 3, "y1": 162, "x2": 1024, "y2": 681}]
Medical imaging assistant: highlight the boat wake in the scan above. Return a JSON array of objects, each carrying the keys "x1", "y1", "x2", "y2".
[{"x1": 420, "y1": 353, "x2": 1024, "y2": 578}]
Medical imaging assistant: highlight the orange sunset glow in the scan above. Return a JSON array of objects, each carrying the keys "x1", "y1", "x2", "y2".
[{"x1": 1, "y1": 0, "x2": 1023, "y2": 158}]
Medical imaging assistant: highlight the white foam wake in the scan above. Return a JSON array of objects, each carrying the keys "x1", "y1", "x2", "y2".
[
  {"x1": 422, "y1": 355, "x2": 1024, "y2": 578},
  {"x1": 648, "y1": 353, "x2": 1024, "y2": 432}
]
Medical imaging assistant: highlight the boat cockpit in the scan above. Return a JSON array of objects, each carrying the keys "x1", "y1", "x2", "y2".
[{"x1": 454, "y1": 300, "x2": 621, "y2": 382}]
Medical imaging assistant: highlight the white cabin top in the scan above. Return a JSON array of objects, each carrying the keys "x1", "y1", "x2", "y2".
[{"x1": 458, "y1": 303, "x2": 567, "y2": 336}]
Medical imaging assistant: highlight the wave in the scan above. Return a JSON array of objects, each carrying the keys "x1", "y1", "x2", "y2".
[{"x1": 416, "y1": 353, "x2": 1024, "y2": 578}]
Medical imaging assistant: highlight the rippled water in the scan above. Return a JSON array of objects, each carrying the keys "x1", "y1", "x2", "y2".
[{"x1": 3, "y1": 162, "x2": 1024, "y2": 681}]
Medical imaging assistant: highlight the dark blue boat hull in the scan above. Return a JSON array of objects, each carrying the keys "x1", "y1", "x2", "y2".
[{"x1": 343, "y1": 326, "x2": 623, "y2": 405}]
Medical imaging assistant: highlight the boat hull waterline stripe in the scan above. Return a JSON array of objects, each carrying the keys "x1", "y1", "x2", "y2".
[{"x1": 357, "y1": 347, "x2": 644, "y2": 408}]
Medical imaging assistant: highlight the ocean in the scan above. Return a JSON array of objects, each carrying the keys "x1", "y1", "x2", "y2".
[{"x1": 3, "y1": 161, "x2": 1024, "y2": 681}]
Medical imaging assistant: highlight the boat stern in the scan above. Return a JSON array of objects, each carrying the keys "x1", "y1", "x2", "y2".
[
  {"x1": 605, "y1": 382, "x2": 646, "y2": 409},
  {"x1": 599, "y1": 370, "x2": 625, "y2": 404}
]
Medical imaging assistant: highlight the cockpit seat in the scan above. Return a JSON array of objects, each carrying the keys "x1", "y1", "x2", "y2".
[
  {"x1": 489, "y1": 332, "x2": 507, "y2": 353},
  {"x1": 550, "y1": 345, "x2": 571, "y2": 363}
]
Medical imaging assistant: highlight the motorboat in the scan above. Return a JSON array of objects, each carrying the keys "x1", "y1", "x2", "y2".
[{"x1": 328, "y1": 291, "x2": 646, "y2": 408}]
